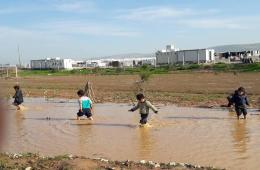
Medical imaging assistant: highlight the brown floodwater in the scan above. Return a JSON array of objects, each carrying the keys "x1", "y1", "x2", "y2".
[{"x1": 2, "y1": 98, "x2": 260, "y2": 170}]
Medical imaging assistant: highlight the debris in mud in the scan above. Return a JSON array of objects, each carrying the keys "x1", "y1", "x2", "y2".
[{"x1": 0, "y1": 153, "x2": 225, "y2": 170}]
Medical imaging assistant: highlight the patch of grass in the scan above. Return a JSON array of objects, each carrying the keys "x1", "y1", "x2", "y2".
[
  {"x1": 139, "y1": 71, "x2": 151, "y2": 81},
  {"x1": 18, "y1": 62, "x2": 260, "y2": 77},
  {"x1": 0, "y1": 160, "x2": 7, "y2": 169},
  {"x1": 22, "y1": 152, "x2": 38, "y2": 158},
  {"x1": 212, "y1": 63, "x2": 230, "y2": 71}
]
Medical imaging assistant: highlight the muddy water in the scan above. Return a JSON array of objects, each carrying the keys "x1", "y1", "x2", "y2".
[{"x1": 2, "y1": 98, "x2": 260, "y2": 170}]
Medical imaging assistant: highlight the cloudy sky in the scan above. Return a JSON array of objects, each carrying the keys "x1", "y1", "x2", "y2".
[{"x1": 1, "y1": 0, "x2": 260, "y2": 64}]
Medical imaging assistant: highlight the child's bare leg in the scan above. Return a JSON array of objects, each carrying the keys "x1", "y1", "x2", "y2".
[
  {"x1": 243, "y1": 109, "x2": 247, "y2": 119},
  {"x1": 243, "y1": 114, "x2": 247, "y2": 119},
  {"x1": 77, "y1": 116, "x2": 80, "y2": 120},
  {"x1": 88, "y1": 116, "x2": 93, "y2": 120}
]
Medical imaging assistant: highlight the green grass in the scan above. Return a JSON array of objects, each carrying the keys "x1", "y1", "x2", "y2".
[{"x1": 18, "y1": 63, "x2": 260, "y2": 77}]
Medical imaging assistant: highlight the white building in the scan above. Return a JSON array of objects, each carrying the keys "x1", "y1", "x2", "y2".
[
  {"x1": 31, "y1": 56, "x2": 156, "y2": 70},
  {"x1": 85, "y1": 60, "x2": 107, "y2": 68},
  {"x1": 176, "y1": 49, "x2": 215, "y2": 64},
  {"x1": 156, "y1": 45, "x2": 215, "y2": 65},
  {"x1": 109, "y1": 57, "x2": 156, "y2": 67},
  {"x1": 31, "y1": 58, "x2": 74, "y2": 70},
  {"x1": 84, "y1": 57, "x2": 156, "y2": 68}
]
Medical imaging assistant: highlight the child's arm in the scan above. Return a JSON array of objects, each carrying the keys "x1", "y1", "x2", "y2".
[
  {"x1": 78, "y1": 99, "x2": 82, "y2": 112},
  {"x1": 13, "y1": 91, "x2": 18, "y2": 98},
  {"x1": 89, "y1": 99, "x2": 93, "y2": 110},
  {"x1": 129, "y1": 103, "x2": 139, "y2": 112},
  {"x1": 245, "y1": 96, "x2": 250, "y2": 106},
  {"x1": 146, "y1": 101, "x2": 158, "y2": 113}
]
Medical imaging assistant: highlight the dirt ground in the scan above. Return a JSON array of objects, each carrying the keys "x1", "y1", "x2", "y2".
[
  {"x1": 1, "y1": 72, "x2": 259, "y2": 108},
  {"x1": 0, "y1": 153, "x2": 223, "y2": 170}
]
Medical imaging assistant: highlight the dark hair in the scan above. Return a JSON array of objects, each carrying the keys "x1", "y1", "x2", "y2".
[
  {"x1": 136, "y1": 93, "x2": 145, "y2": 100},
  {"x1": 77, "y1": 89, "x2": 85, "y2": 97},
  {"x1": 238, "y1": 87, "x2": 246, "y2": 93},
  {"x1": 13, "y1": 85, "x2": 20, "y2": 90}
]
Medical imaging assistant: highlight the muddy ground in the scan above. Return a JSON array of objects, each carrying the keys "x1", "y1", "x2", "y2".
[
  {"x1": 1, "y1": 72, "x2": 259, "y2": 108},
  {"x1": 0, "y1": 153, "x2": 223, "y2": 170}
]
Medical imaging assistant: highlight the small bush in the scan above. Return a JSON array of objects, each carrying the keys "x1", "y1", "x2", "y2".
[
  {"x1": 141, "y1": 64, "x2": 150, "y2": 70},
  {"x1": 212, "y1": 63, "x2": 230, "y2": 70},
  {"x1": 188, "y1": 64, "x2": 200, "y2": 69},
  {"x1": 116, "y1": 67, "x2": 124, "y2": 73},
  {"x1": 139, "y1": 71, "x2": 151, "y2": 81},
  {"x1": 204, "y1": 65, "x2": 212, "y2": 70}
]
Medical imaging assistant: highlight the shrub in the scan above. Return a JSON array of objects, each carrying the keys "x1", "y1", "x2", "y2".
[{"x1": 139, "y1": 71, "x2": 151, "y2": 81}]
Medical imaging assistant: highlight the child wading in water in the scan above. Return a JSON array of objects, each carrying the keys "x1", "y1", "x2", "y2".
[
  {"x1": 129, "y1": 93, "x2": 158, "y2": 126},
  {"x1": 13, "y1": 85, "x2": 24, "y2": 110},
  {"x1": 77, "y1": 89, "x2": 93, "y2": 120},
  {"x1": 232, "y1": 87, "x2": 250, "y2": 119}
]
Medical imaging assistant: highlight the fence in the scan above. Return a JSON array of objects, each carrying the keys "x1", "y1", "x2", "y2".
[{"x1": 0, "y1": 65, "x2": 18, "y2": 78}]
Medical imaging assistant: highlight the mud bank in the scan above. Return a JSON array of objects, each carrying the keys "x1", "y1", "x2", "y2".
[
  {"x1": 1, "y1": 73, "x2": 259, "y2": 108},
  {"x1": 0, "y1": 153, "x2": 224, "y2": 170}
]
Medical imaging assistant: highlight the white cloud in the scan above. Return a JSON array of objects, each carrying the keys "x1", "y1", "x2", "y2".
[
  {"x1": 180, "y1": 16, "x2": 260, "y2": 30},
  {"x1": 0, "y1": 6, "x2": 44, "y2": 14},
  {"x1": 55, "y1": 1, "x2": 96, "y2": 13},
  {"x1": 35, "y1": 21, "x2": 140, "y2": 37},
  {"x1": 181, "y1": 19, "x2": 243, "y2": 29},
  {"x1": 117, "y1": 6, "x2": 194, "y2": 21},
  {"x1": 0, "y1": 1, "x2": 96, "y2": 14},
  {"x1": 0, "y1": 19, "x2": 140, "y2": 39},
  {"x1": 116, "y1": 6, "x2": 220, "y2": 21}
]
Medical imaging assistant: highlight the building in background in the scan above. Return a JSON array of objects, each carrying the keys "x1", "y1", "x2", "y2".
[
  {"x1": 156, "y1": 44, "x2": 215, "y2": 65},
  {"x1": 30, "y1": 58, "x2": 74, "y2": 70},
  {"x1": 106, "y1": 57, "x2": 156, "y2": 67},
  {"x1": 216, "y1": 50, "x2": 260, "y2": 63},
  {"x1": 30, "y1": 56, "x2": 156, "y2": 70}
]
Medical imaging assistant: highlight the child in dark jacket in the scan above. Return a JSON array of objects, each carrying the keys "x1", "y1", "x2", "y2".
[
  {"x1": 227, "y1": 90, "x2": 238, "y2": 107},
  {"x1": 129, "y1": 93, "x2": 158, "y2": 125},
  {"x1": 13, "y1": 85, "x2": 24, "y2": 110},
  {"x1": 232, "y1": 87, "x2": 249, "y2": 119}
]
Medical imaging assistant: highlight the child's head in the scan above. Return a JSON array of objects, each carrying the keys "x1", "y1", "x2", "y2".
[
  {"x1": 238, "y1": 87, "x2": 246, "y2": 95},
  {"x1": 77, "y1": 89, "x2": 85, "y2": 97},
  {"x1": 13, "y1": 85, "x2": 20, "y2": 90},
  {"x1": 136, "y1": 93, "x2": 145, "y2": 102}
]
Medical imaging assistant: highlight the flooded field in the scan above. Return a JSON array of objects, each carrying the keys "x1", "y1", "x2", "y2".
[{"x1": 2, "y1": 98, "x2": 260, "y2": 170}]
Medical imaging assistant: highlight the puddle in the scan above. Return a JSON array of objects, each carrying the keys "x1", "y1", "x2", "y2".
[{"x1": 2, "y1": 98, "x2": 260, "y2": 170}]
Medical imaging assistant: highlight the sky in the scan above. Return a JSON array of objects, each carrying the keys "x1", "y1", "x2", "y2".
[{"x1": 0, "y1": 0, "x2": 260, "y2": 64}]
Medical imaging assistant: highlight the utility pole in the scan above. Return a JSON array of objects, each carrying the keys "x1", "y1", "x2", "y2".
[
  {"x1": 197, "y1": 50, "x2": 200, "y2": 64},
  {"x1": 17, "y1": 45, "x2": 22, "y2": 68},
  {"x1": 183, "y1": 51, "x2": 185, "y2": 66}
]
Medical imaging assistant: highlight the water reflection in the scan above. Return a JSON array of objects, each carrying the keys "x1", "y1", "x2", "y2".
[
  {"x1": 138, "y1": 127, "x2": 154, "y2": 159},
  {"x1": 77, "y1": 121, "x2": 93, "y2": 155},
  {"x1": 15, "y1": 110, "x2": 24, "y2": 138},
  {"x1": 228, "y1": 109, "x2": 250, "y2": 155},
  {"x1": 232, "y1": 120, "x2": 249, "y2": 154}
]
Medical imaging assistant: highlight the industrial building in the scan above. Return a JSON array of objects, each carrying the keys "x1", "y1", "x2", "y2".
[
  {"x1": 156, "y1": 45, "x2": 215, "y2": 65},
  {"x1": 84, "y1": 57, "x2": 155, "y2": 68},
  {"x1": 30, "y1": 58, "x2": 75, "y2": 70},
  {"x1": 217, "y1": 50, "x2": 260, "y2": 63},
  {"x1": 107, "y1": 57, "x2": 156, "y2": 67},
  {"x1": 30, "y1": 56, "x2": 156, "y2": 70}
]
